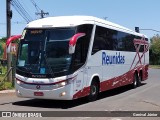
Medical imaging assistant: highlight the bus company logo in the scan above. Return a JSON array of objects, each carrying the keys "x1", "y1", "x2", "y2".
[
  {"x1": 102, "y1": 52, "x2": 125, "y2": 65},
  {"x1": 36, "y1": 85, "x2": 41, "y2": 89}
]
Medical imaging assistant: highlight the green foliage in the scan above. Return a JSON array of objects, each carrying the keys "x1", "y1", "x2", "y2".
[
  {"x1": 150, "y1": 34, "x2": 160, "y2": 65},
  {"x1": 0, "y1": 65, "x2": 14, "y2": 90},
  {"x1": 0, "y1": 43, "x2": 5, "y2": 59},
  {"x1": 0, "y1": 37, "x2": 7, "y2": 43},
  {"x1": 0, "y1": 65, "x2": 7, "y2": 74},
  {"x1": 0, "y1": 63, "x2": 14, "y2": 90},
  {"x1": 0, "y1": 37, "x2": 6, "y2": 59},
  {"x1": 0, "y1": 81, "x2": 14, "y2": 90},
  {"x1": 150, "y1": 34, "x2": 160, "y2": 54}
]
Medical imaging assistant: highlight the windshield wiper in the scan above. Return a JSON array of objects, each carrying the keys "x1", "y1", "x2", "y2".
[{"x1": 53, "y1": 69, "x2": 68, "y2": 74}]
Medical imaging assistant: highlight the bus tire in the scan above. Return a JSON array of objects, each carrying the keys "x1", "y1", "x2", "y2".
[
  {"x1": 132, "y1": 72, "x2": 138, "y2": 89},
  {"x1": 87, "y1": 80, "x2": 99, "y2": 102},
  {"x1": 138, "y1": 71, "x2": 142, "y2": 87}
]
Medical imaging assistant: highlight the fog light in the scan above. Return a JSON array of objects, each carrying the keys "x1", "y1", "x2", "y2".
[{"x1": 60, "y1": 92, "x2": 66, "y2": 96}]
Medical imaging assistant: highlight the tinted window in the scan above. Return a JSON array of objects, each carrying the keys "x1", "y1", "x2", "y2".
[
  {"x1": 92, "y1": 26, "x2": 117, "y2": 54},
  {"x1": 92, "y1": 25, "x2": 148, "y2": 54},
  {"x1": 72, "y1": 24, "x2": 93, "y2": 71},
  {"x1": 115, "y1": 32, "x2": 135, "y2": 52},
  {"x1": 49, "y1": 28, "x2": 75, "y2": 40},
  {"x1": 134, "y1": 36, "x2": 148, "y2": 52}
]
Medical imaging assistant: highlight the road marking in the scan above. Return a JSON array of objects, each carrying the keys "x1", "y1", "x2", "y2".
[
  {"x1": 77, "y1": 117, "x2": 91, "y2": 120},
  {"x1": 111, "y1": 118, "x2": 122, "y2": 120}
]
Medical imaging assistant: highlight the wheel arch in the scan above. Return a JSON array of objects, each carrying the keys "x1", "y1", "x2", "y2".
[{"x1": 89, "y1": 74, "x2": 100, "y2": 91}]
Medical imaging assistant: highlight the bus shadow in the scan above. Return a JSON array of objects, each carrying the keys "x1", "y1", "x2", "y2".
[
  {"x1": 12, "y1": 83, "x2": 146, "y2": 109},
  {"x1": 12, "y1": 97, "x2": 88, "y2": 109},
  {"x1": 98, "y1": 83, "x2": 146, "y2": 100}
]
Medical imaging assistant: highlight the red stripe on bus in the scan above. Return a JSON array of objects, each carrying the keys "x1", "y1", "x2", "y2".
[
  {"x1": 16, "y1": 75, "x2": 77, "y2": 85},
  {"x1": 73, "y1": 65, "x2": 148, "y2": 99}
]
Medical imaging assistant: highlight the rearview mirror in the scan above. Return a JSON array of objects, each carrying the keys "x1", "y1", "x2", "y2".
[{"x1": 69, "y1": 33, "x2": 86, "y2": 54}]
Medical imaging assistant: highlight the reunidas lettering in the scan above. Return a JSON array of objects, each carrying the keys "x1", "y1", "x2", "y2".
[{"x1": 102, "y1": 52, "x2": 125, "y2": 65}]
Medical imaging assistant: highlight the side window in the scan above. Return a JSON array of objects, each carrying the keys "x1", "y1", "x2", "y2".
[
  {"x1": 92, "y1": 26, "x2": 146, "y2": 53},
  {"x1": 125, "y1": 34, "x2": 134, "y2": 52},
  {"x1": 135, "y1": 36, "x2": 148, "y2": 53},
  {"x1": 73, "y1": 39, "x2": 83, "y2": 65},
  {"x1": 116, "y1": 32, "x2": 126, "y2": 51},
  {"x1": 116, "y1": 32, "x2": 135, "y2": 52},
  {"x1": 72, "y1": 24, "x2": 93, "y2": 71},
  {"x1": 92, "y1": 26, "x2": 106, "y2": 54},
  {"x1": 92, "y1": 26, "x2": 116, "y2": 55}
]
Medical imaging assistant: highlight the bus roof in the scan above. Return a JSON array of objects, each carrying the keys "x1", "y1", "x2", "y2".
[{"x1": 26, "y1": 15, "x2": 147, "y2": 38}]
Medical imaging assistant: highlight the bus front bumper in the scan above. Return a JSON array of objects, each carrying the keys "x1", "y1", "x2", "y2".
[{"x1": 15, "y1": 83, "x2": 73, "y2": 100}]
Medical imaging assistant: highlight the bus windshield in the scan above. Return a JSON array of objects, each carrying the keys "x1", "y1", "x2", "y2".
[{"x1": 17, "y1": 28, "x2": 76, "y2": 77}]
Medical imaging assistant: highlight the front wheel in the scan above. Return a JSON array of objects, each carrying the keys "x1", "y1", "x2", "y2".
[{"x1": 87, "y1": 80, "x2": 99, "y2": 102}]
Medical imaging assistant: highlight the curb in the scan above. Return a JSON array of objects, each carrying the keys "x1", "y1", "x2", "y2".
[{"x1": 0, "y1": 89, "x2": 15, "y2": 94}]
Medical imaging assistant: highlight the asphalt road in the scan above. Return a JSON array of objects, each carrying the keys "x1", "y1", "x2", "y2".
[{"x1": 0, "y1": 68, "x2": 160, "y2": 120}]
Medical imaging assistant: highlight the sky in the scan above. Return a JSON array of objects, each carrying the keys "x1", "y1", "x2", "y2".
[{"x1": 0, "y1": 0, "x2": 160, "y2": 39}]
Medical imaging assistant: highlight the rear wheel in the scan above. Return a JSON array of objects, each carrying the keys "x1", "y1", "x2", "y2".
[
  {"x1": 138, "y1": 72, "x2": 142, "y2": 87},
  {"x1": 132, "y1": 73, "x2": 138, "y2": 89},
  {"x1": 87, "y1": 80, "x2": 99, "y2": 102}
]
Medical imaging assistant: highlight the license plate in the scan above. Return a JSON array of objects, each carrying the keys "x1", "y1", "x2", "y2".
[{"x1": 34, "y1": 92, "x2": 44, "y2": 96}]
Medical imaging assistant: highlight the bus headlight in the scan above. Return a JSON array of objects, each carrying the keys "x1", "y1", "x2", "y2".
[
  {"x1": 55, "y1": 79, "x2": 73, "y2": 89},
  {"x1": 17, "y1": 80, "x2": 21, "y2": 85},
  {"x1": 16, "y1": 78, "x2": 25, "y2": 85},
  {"x1": 56, "y1": 81, "x2": 68, "y2": 88},
  {"x1": 16, "y1": 80, "x2": 24, "y2": 85},
  {"x1": 60, "y1": 81, "x2": 67, "y2": 86},
  {"x1": 52, "y1": 76, "x2": 77, "y2": 89}
]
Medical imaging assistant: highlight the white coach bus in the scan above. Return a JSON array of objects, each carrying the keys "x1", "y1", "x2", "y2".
[{"x1": 15, "y1": 16, "x2": 149, "y2": 101}]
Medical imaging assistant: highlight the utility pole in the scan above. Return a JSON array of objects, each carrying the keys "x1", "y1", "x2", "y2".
[
  {"x1": 36, "y1": 10, "x2": 49, "y2": 18},
  {"x1": 6, "y1": 0, "x2": 12, "y2": 82}
]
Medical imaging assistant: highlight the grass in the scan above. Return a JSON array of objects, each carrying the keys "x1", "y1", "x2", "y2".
[
  {"x1": 149, "y1": 65, "x2": 160, "y2": 69},
  {"x1": 0, "y1": 73, "x2": 5, "y2": 82},
  {"x1": 0, "y1": 81, "x2": 14, "y2": 90},
  {"x1": 0, "y1": 66, "x2": 7, "y2": 74},
  {"x1": 0, "y1": 73, "x2": 14, "y2": 90},
  {"x1": 0, "y1": 76, "x2": 4, "y2": 83},
  {"x1": 0, "y1": 66, "x2": 14, "y2": 90}
]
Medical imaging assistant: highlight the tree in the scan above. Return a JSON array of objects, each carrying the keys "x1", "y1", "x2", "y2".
[
  {"x1": 0, "y1": 37, "x2": 7, "y2": 43},
  {"x1": 150, "y1": 34, "x2": 160, "y2": 65},
  {"x1": 0, "y1": 37, "x2": 7, "y2": 59}
]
